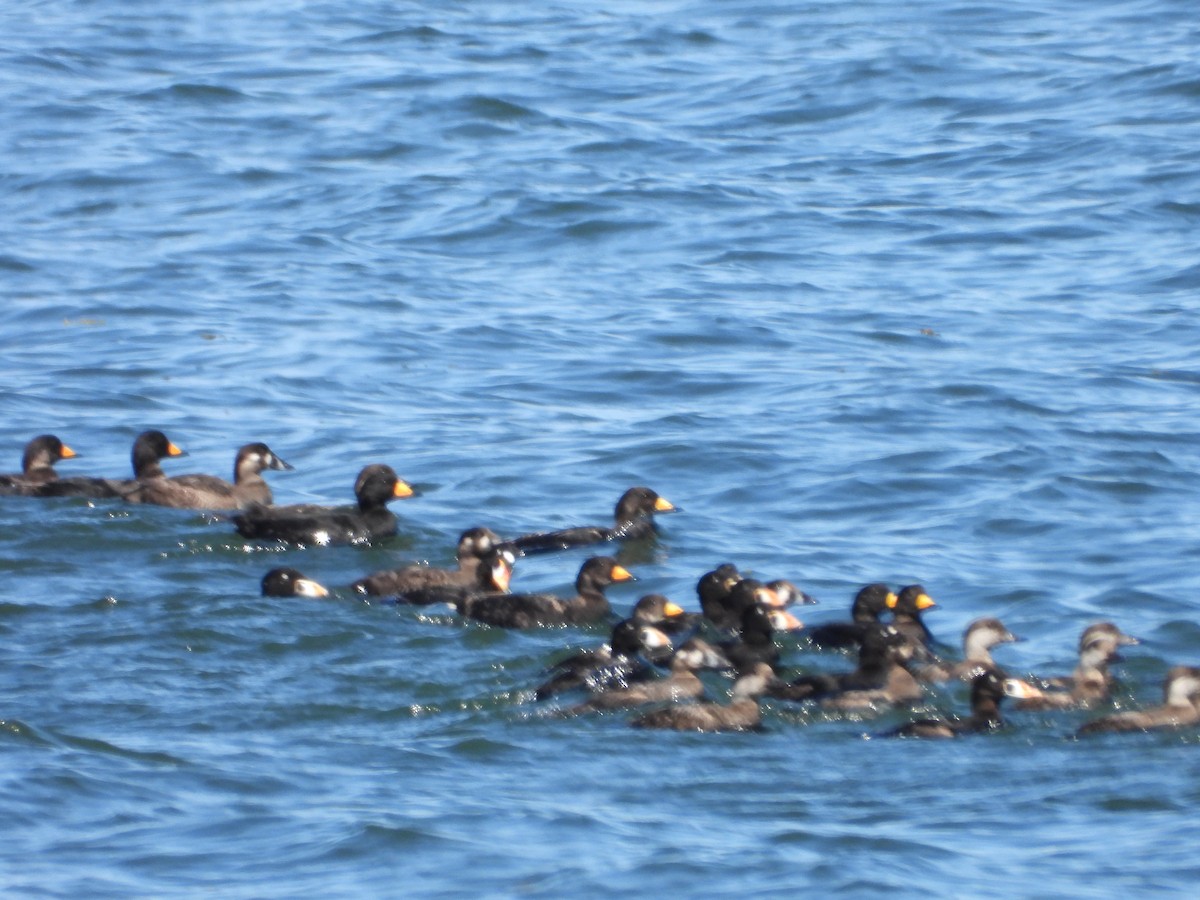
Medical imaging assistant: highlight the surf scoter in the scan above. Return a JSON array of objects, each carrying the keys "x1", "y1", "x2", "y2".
[
  {"x1": 33, "y1": 430, "x2": 185, "y2": 499},
  {"x1": 352, "y1": 526, "x2": 503, "y2": 596},
  {"x1": 233, "y1": 463, "x2": 413, "y2": 545},
  {"x1": 881, "y1": 667, "x2": 1037, "y2": 739},
  {"x1": 805, "y1": 583, "x2": 896, "y2": 651},
  {"x1": 507, "y1": 486, "x2": 675, "y2": 554},
  {"x1": 457, "y1": 556, "x2": 634, "y2": 628},
  {"x1": 561, "y1": 638, "x2": 732, "y2": 714},
  {"x1": 125, "y1": 442, "x2": 292, "y2": 509},
  {"x1": 916, "y1": 617, "x2": 1020, "y2": 683},
  {"x1": 629, "y1": 662, "x2": 781, "y2": 732},
  {"x1": 392, "y1": 546, "x2": 515, "y2": 606},
  {"x1": 1077, "y1": 666, "x2": 1200, "y2": 735},
  {"x1": 535, "y1": 619, "x2": 674, "y2": 700},
  {"x1": 1014, "y1": 622, "x2": 1139, "y2": 711},
  {"x1": 261, "y1": 567, "x2": 330, "y2": 598},
  {"x1": 0, "y1": 435, "x2": 78, "y2": 495},
  {"x1": 770, "y1": 623, "x2": 921, "y2": 709}
]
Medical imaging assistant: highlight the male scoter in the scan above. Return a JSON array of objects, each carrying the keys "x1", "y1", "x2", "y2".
[
  {"x1": 881, "y1": 667, "x2": 1037, "y2": 738},
  {"x1": 33, "y1": 430, "x2": 185, "y2": 499},
  {"x1": 1078, "y1": 666, "x2": 1200, "y2": 735},
  {"x1": 456, "y1": 556, "x2": 633, "y2": 628},
  {"x1": 352, "y1": 526, "x2": 503, "y2": 596},
  {"x1": 233, "y1": 463, "x2": 413, "y2": 545},
  {"x1": 1014, "y1": 622, "x2": 1139, "y2": 711},
  {"x1": 886, "y1": 584, "x2": 940, "y2": 661},
  {"x1": 261, "y1": 567, "x2": 330, "y2": 598},
  {"x1": 631, "y1": 593, "x2": 699, "y2": 634},
  {"x1": 0, "y1": 435, "x2": 78, "y2": 494},
  {"x1": 916, "y1": 617, "x2": 1020, "y2": 683},
  {"x1": 125, "y1": 442, "x2": 292, "y2": 509},
  {"x1": 805, "y1": 583, "x2": 896, "y2": 651},
  {"x1": 696, "y1": 563, "x2": 744, "y2": 629},
  {"x1": 507, "y1": 486, "x2": 675, "y2": 554},
  {"x1": 629, "y1": 662, "x2": 781, "y2": 732}
]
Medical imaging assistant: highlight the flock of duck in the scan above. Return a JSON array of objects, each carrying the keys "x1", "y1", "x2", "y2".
[{"x1": 5, "y1": 431, "x2": 1199, "y2": 737}]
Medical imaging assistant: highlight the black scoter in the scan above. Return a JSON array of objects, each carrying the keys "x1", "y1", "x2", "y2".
[
  {"x1": 507, "y1": 486, "x2": 675, "y2": 554},
  {"x1": 233, "y1": 463, "x2": 413, "y2": 545},
  {"x1": 261, "y1": 567, "x2": 330, "y2": 598},
  {"x1": 629, "y1": 662, "x2": 781, "y2": 732},
  {"x1": 805, "y1": 583, "x2": 896, "y2": 651},
  {"x1": 0, "y1": 435, "x2": 78, "y2": 494},
  {"x1": 916, "y1": 617, "x2": 1020, "y2": 683},
  {"x1": 33, "y1": 430, "x2": 185, "y2": 499},
  {"x1": 561, "y1": 638, "x2": 731, "y2": 714},
  {"x1": 457, "y1": 556, "x2": 634, "y2": 628},
  {"x1": 1015, "y1": 622, "x2": 1139, "y2": 711},
  {"x1": 535, "y1": 619, "x2": 673, "y2": 700},
  {"x1": 881, "y1": 668, "x2": 1036, "y2": 739},
  {"x1": 125, "y1": 441, "x2": 292, "y2": 509},
  {"x1": 1077, "y1": 666, "x2": 1200, "y2": 735}
]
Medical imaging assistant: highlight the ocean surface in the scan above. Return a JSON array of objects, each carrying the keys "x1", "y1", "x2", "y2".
[{"x1": 3, "y1": 0, "x2": 1200, "y2": 895}]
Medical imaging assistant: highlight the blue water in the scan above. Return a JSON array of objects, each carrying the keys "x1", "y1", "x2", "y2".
[{"x1": 3, "y1": 0, "x2": 1200, "y2": 895}]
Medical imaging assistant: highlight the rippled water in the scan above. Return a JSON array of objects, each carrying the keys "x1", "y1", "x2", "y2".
[{"x1": 3, "y1": 0, "x2": 1200, "y2": 895}]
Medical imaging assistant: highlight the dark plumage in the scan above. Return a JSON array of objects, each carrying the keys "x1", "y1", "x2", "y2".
[
  {"x1": 916, "y1": 617, "x2": 1020, "y2": 683},
  {"x1": 507, "y1": 486, "x2": 675, "y2": 554},
  {"x1": 561, "y1": 638, "x2": 731, "y2": 713},
  {"x1": 0, "y1": 435, "x2": 78, "y2": 494},
  {"x1": 631, "y1": 593, "x2": 700, "y2": 634},
  {"x1": 392, "y1": 547, "x2": 515, "y2": 607},
  {"x1": 770, "y1": 624, "x2": 920, "y2": 708},
  {"x1": 882, "y1": 668, "x2": 1036, "y2": 739},
  {"x1": 261, "y1": 567, "x2": 330, "y2": 598},
  {"x1": 720, "y1": 602, "x2": 801, "y2": 673},
  {"x1": 886, "y1": 584, "x2": 939, "y2": 661},
  {"x1": 535, "y1": 620, "x2": 673, "y2": 700},
  {"x1": 697, "y1": 564, "x2": 744, "y2": 629},
  {"x1": 457, "y1": 556, "x2": 634, "y2": 628},
  {"x1": 1078, "y1": 666, "x2": 1200, "y2": 735},
  {"x1": 125, "y1": 442, "x2": 292, "y2": 509},
  {"x1": 805, "y1": 583, "x2": 896, "y2": 651},
  {"x1": 1015, "y1": 622, "x2": 1139, "y2": 711},
  {"x1": 352, "y1": 527, "x2": 503, "y2": 596},
  {"x1": 629, "y1": 662, "x2": 780, "y2": 732},
  {"x1": 32, "y1": 430, "x2": 185, "y2": 499},
  {"x1": 233, "y1": 464, "x2": 413, "y2": 545}
]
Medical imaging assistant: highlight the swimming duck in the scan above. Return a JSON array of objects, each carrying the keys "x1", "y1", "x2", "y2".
[
  {"x1": 260, "y1": 567, "x2": 330, "y2": 598},
  {"x1": 33, "y1": 430, "x2": 185, "y2": 499},
  {"x1": 352, "y1": 526, "x2": 503, "y2": 596},
  {"x1": 1077, "y1": 666, "x2": 1200, "y2": 735},
  {"x1": 507, "y1": 486, "x2": 675, "y2": 554},
  {"x1": 805, "y1": 583, "x2": 896, "y2": 651},
  {"x1": 535, "y1": 619, "x2": 674, "y2": 700},
  {"x1": 770, "y1": 623, "x2": 921, "y2": 708},
  {"x1": 881, "y1": 667, "x2": 1037, "y2": 738},
  {"x1": 0, "y1": 435, "x2": 78, "y2": 494},
  {"x1": 125, "y1": 442, "x2": 292, "y2": 509},
  {"x1": 233, "y1": 463, "x2": 413, "y2": 545},
  {"x1": 560, "y1": 638, "x2": 732, "y2": 714},
  {"x1": 1014, "y1": 622, "x2": 1139, "y2": 711},
  {"x1": 631, "y1": 593, "x2": 699, "y2": 634},
  {"x1": 886, "y1": 584, "x2": 940, "y2": 661},
  {"x1": 629, "y1": 662, "x2": 781, "y2": 732},
  {"x1": 915, "y1": 617, "x2": 1020, "y2": 683},
  {"x1": 392, "y1": 546, "x2": 515, "y2": 606},
  {"x1": 457, "y1": 556, "x2": 634, "y2": 628}
]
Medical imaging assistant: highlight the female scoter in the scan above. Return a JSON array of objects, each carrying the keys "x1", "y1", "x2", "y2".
[
  {"x1": 560, "y1": 638, "x2": 731, "y2": 714},
  {"x1": 535, "y1": 619, "x2": 674, "y2": 700},
  {"x1": 916, "y1": 617, "x2": 1020, "y2": 683},
  {"x1": 233, "y1": 463, "x2": 413, "y2": 545},
  {"x1": 0, "y1": 435, "x2": 78, "y2": 494},
  {"x1": 1077, "y1": 666, "x2": 1200, "y2": 735},
  {"x1": 770, "y1": 623, "x2": 922, "y2": 709},
  {"x1": 125, "y1": 441, "x2": 292, "y2": 509},
  {"x1": 805, "y1": 583, "x2": 896, "y2": 651},
  {"x1": 352, "y1": 526, "x2": 503, "y2": 596},
  {"x1": 881, "y1": 667, "x2": 1037, "y2": 739},
  {"x1": 261, "y1": 567, "x2": 330, "y2": 598},
  {"x1": 1014, "y1": 622, "x2": 1139, "y2": 711},
  {"x1": 456, "y1": 556, "x2": 634, "y2": 628},
  {"x1": 33, "y1": 430, "x2": 186, "y2": 499},
  {"x1": 629, "y1": 662, "x2": 781, "y2": 732},
  {"x1": 507, "y1": 486, "x2": 675, "y2": 554}
]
